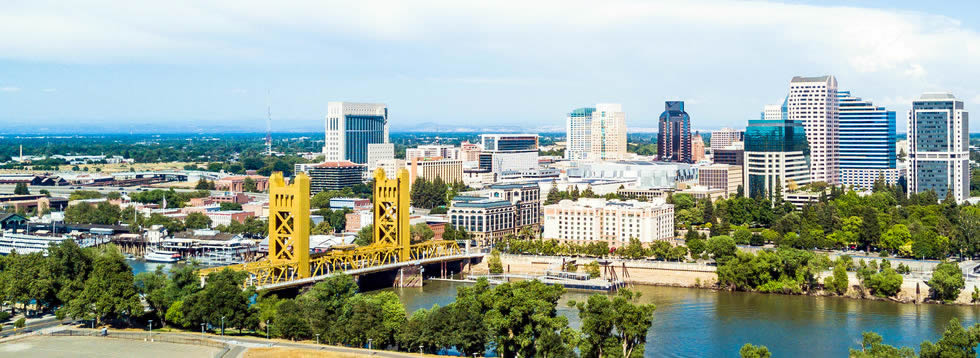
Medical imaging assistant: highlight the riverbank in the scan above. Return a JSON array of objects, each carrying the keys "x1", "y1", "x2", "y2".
[{"x1": 473, "y1": 254, "x2": 980, "y2": 305}]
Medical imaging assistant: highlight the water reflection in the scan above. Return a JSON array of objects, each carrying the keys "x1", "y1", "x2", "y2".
[{"x1": 388, "y1": 281, "x2": 980, "y2": 357}]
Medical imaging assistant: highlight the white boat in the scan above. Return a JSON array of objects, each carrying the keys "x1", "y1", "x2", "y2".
[{"x1": 144, "y1": 247, "x2": 181, "y2": 263}]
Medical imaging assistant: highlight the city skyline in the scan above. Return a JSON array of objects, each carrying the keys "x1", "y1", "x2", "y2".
[{"x1": 2, "y1": 1, "x2": 980, "y2": 133}]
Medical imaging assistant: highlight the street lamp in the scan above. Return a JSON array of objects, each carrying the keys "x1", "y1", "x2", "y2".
[
  {"x1": 315, "y1": 334, "x2": 320, "y2": 345},
  {"x1": 148, "y1": 320, "x2": 153, "y2": 332},
  {"x1": 265, "y1": 320, "x2": 270, "y2": 339},
  {"x1": 368, "y1": 338, "x2": 372, "y2": 350},
  {"x1": 201, "y1": 323, "x2": 205, "y2": 336},
  {"x1": 221, "y1": 316, "x2": 225, "y2": 336},
  {"x1": 419, "y1": 345, "x2": 423, "y2": 355}
]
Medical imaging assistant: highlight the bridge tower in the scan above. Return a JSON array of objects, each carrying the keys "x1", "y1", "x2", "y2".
[
  {"x1": 373, "y1": 168, "x2": 411, "y2": 260},
  {"x1": 267, "y1": 172, "x2": 311, "y2": 278}
]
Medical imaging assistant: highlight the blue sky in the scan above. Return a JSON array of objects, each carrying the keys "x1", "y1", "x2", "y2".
[{"x1": 1, "y1": 0, "x2": 979, "y2": 133}]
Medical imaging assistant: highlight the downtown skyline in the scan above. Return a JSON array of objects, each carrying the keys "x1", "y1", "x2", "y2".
[{"x1": 2, "y1": 1, "x2": 980, "y2": 133}]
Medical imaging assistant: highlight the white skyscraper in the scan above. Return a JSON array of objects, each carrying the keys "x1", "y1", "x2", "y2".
[
  {"x1": 787, "y1": 76, "x2": 839, "y2": 185},
  {"x1": 323, "y1": 102, "x2": 389, "y2": 164},
  {"x1": 908, "y1": 93, "x2": 970, "y2": 202},
  {"x1": 565, "y1": 103, "x2": 627, "y2": 160}
]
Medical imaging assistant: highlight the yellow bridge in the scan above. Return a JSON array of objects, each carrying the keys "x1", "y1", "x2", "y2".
[{"x1": 199, "y1": 168, "x2": 469, "y2": 290}]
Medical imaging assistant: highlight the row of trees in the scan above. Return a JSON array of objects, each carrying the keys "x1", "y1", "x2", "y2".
[
  {"x1": 249, "y1": 275, "x2": 655, "y2": 358},
  {"x1": 409, "y1": 177, "x2": 467, "y2": 209},
  {"x1": 545, "y1": 184, "x2": 623, "y2": 205},
  {"x1": 676, "y1": 181, "x2": 980, "y2": 261}
]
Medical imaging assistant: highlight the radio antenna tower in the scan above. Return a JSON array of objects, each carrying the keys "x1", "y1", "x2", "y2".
[{"x1": 265, "y1": 90, "x2": 272, "y2": 156}]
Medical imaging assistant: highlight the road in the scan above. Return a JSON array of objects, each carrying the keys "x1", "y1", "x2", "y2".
[{"x1": 0, "y1": 316, "x2": 67, "y2": 339}]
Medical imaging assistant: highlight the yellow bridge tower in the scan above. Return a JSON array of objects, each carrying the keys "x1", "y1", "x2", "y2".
[{"x1": 199, "y1": 168, "x2": 462, "y2": 289}]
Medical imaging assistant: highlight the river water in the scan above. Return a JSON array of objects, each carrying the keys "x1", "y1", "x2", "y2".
[
  {"x1": 387, "y1": 280, "x2": 980, "y2": 358},
  {"x1": 129, "y1": 261, "x2": 980, "y2": 357}
]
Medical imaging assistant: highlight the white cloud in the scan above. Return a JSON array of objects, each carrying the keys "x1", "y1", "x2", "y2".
[{"x1": 0, "y1": 86, "x2": 20, "y2": 92}]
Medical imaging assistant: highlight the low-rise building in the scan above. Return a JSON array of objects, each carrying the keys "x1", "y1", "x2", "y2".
[
  {"x1": 205, "y1": 210, "x2": 255, "y2": 228},
  {"x1": 677, "y1": 185, "x2": 727, "y2": 202},
  {"x1": 344, "y1": 209, "x2": 373, "y2": 233},
  {"x1": 299, "y1": 161, "x2": 366, "y2": 194},
  {"x1": 215, "y1": 175, "x2": 269, "y2": 193},
  {"x1": 407, "y1": 157, "x2": 463, "y2": 186},
  {"x1": 698, "y1": 164, "x2": 743, "y2": 197},
  {"x1": 329, "y1": 197, "x2": 371, "y2": 210},
  {"x1": 543, "y1": 198, "x2": 674, "y2": 248},
  {"x1": 448, "y1": 182, "x2": 540, "y2": 245},
  {"x1": 617, "y1": 187, "x2": 675, "y2": 202}
]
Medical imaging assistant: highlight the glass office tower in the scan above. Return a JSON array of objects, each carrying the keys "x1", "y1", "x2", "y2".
[
  {"x1": 908, "y1": 93, "x2": 969, "y2": 202},
  {"x1": 744, "y1": 119, "x2": 810, "y2": 199},
  {"x1": 658, "y1": 101, "x2": 692, "y2": 163},
  {"x1": 838, "y1": 91, "x2": 897, "y2": 189}
]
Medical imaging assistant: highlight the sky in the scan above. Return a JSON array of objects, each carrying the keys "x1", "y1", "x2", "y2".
[{"x1": 1, "y1": 0, "x2": 980, "y2": 133}]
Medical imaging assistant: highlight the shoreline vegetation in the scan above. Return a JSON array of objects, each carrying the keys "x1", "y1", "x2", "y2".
[{"x1": 481, "y1": 252, "x2": 976, "y2": 306}]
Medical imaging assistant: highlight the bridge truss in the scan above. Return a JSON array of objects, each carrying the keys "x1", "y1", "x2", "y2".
[{"x1": 199, "y1": 168, "x2": 461, "y2": 288}]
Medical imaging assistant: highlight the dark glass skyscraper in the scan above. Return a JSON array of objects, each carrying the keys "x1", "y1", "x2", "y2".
[{"x1": 658, "y1": 101, "x2": 692, "y2": 163}]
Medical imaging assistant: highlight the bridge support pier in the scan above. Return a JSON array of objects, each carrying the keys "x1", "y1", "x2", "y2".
[{"x1": 394, "y1": 266, "x2": 422, "y2": 288}]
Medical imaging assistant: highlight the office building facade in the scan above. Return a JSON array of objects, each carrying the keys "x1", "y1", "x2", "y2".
[
  {"x1": 691, "y1": 132, "x2": 706, "y2": 162},
  {"x1": 479, "y1": 134, "x2": 539, "y2": 174},
  {"x1": 698, "y1": 164, "x2": 743, "y2": 196},
  {"x1": 837, "y1": 91, "x2": 898, "y2": 189},
  {"x1": 303, "y1": 161, "x2": 366, "y2": 194},
  {"x1": 710, "y1": 128, "x2": 745, "y2": 151},
  {"x1": 744, "y1": 119, "x2": 810, "y2": 199},
  {"x1": 543, "y1": 198, "x2": 674, "y2": 247},
  {"x1": 787, "y1": 76, "x2": 839, "y2": 184},
  {"x1": 407, "y1": 157, "x2": 463, "y2": 186},
  {"x1": 366, "y1": 143, "x2": 395, "y2": 173},
  {"x1": 566, "y1": 104, "x2": 627, "y2": 160},
  {"x1": 323, "y1": 102, "x2": 389, "y2": 164},
  {"x1": 406, "y1": 145, "x2": 462, "y2": 161},
  {"x1": 448, "y1": 183, "x2": 541, "y2": 245},
  {"x1": 658, "y1": 101, "x2": 693, "y2": 163},
  {"x1": 908, "y1": 93, "x2": 970, "y2": 202}
]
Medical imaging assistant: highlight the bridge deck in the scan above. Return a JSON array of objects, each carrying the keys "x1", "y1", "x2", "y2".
[{"x1": 258, "y1": 252, "x2": 486, "y2": 291}]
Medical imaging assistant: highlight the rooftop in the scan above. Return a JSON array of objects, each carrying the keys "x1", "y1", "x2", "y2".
[
  {"x1": 917, "y1": 92, "x2": 957, "y2": 100},
  {"x1": 313, "y1": 161, "x2": 363, "y2": 168},
  {"x1": 790, "y1": 75, "x2": 833, "y2": 82}
]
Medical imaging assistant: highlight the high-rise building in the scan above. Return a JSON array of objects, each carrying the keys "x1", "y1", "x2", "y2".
[
  {"x1": 691, "y1": 132, "x2": 706, "y2": 162},
  {"x1": 762, "y1": 103, "x2": 785, "y2": 121},
  {"x1": 787, "y1": 76, "x2": 839, "y2": 184},
  {"x1": 837, "y1": 91, "x2": 898, "y2": 189},
  {"x1": 908, "y1": 92, "x2": 970, "y2": 202},
  {"x1": 744, "y1": 119, "x2": 810, "y2": 199},
  {"x1": 565, "y1": 104, "x2": 627, "y2": 160},
  {"x1": 658, "y1": 101, "x2": 692, "y2": 163},
  {"x1": 543, "y1": 198, "x2": 674, "y2": 247},
  {"x1": 479, "y1": 134, "x2": 539, "y2": 174},
  {"x1": 710, "y1": 128, "x2": 744, "y2": 151},
  {"x1": 323, "y1": 102, "x2": 389, "y2": 164}
]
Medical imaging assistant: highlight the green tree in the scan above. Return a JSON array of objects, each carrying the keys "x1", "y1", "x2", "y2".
[
  {"x1": 13, "y1": 182, "x2": 29, "y2": 195},
  {"x1": 182, "y1": 268, "x2": 254, "y2": 332},
  {"x1": 571, "y1": 289, "x2": 656, "y2": 358},
  {"x1": 919, "y1": 318, "x2": 980, "y2": 358},
  {"x1": 484, "y1": 280, "x2": 575, "y2": 358},
  {"x1": 488, "y1": 250, "x2": 504, "y2": 274},
  {"x1": 194, "y1": 178, "x2": 211, "y2": 190},
  {"x1": 706, "y1": 235, "x2": 737, "y2": 264},
  {"x1": 243, "y1": 177, "x2": 258, "y2": 192},
  {"x1": 63, "y1": 245, "x2": 141, "y2": 324},
  {"x1": 739, "y1": 343, "x2": 772, "y2": 358},
  {"x1": 219, "y1": 202, "x2": 243, "y2": 211},
  {"x1": 356, "y1": 224, "x2": 373, "y2": 246},
  {"x1": 823, "y1": 262, "x2": 849, "y2": 296},
  {"x1": 410, "y1": 222, "x2": 435, "y2": 243},
  {"x1": 733, "y1": 228, "x2": 752, "y2": 245},
  {"x1": 927, "y1": 261, "x2": 965, "y2": 303},
  {"x1": 165, "y1": 300, "x2": 188, "y2": 328},
  {"x1": 585, "y1": 261, "x2": 601, "y2": 279},
  {"x1": 880, "y1": 224, "x2": 911, "y2": 256},
  {"x1": 184, "y1": 212, "x2": 212, "y2": 229},
  {"x1": 849, "y1": 332, "x2": 915, "y2": 358}
]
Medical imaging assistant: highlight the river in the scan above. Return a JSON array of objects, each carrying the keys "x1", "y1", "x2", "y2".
[
  {"x1": 387, "y1": 280, "x2": 980, "y2": 358},
  {"x1": 129, "y1": 261, "x2": 980, "y2": 356}
]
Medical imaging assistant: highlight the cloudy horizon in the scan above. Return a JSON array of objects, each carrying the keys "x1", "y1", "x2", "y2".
[{"x1": 1, "y1": 0, "x2": 979, "y2": 133}]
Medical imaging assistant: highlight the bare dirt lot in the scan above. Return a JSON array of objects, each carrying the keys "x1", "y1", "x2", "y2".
[{"x1": 0, "y1": 335, "x2": 221, "y2": 358}]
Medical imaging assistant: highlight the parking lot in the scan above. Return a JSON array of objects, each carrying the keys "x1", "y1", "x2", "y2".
[{"x1": 0, "y1": 335, "x2": 221, "y2": 358}]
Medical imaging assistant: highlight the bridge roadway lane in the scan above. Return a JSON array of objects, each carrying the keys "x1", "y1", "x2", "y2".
[{"x1": 258, "y1": 252, "x2": 487, "y2": 291}]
